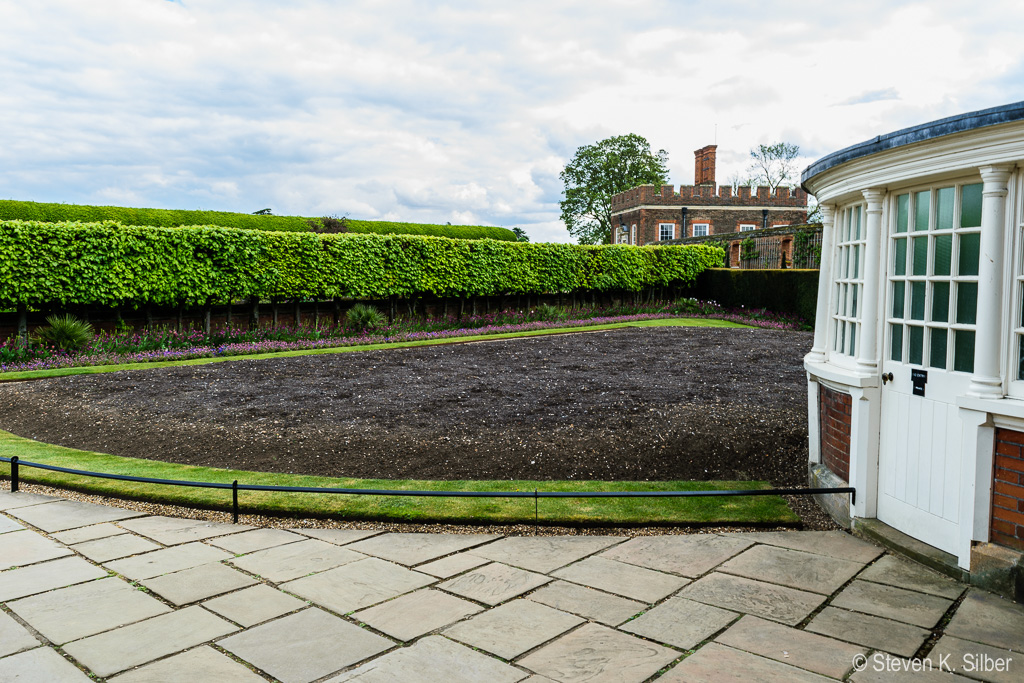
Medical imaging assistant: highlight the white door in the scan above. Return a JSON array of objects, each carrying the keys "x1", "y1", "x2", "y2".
[{"x1": 877, "y1": 182, "x2": 982, "y2": 555}]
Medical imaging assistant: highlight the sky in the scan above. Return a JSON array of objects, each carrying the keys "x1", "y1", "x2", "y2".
[{"x1": 2, "y1": 1, "x2": 1023, "y2": 243}]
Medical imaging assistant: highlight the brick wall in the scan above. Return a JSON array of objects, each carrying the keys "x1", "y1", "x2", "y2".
[
  {"x1": 992, "y1": 428, "x2": 1024, "y2": 552},
  {"x1": 614, "y1": 207, "x2": 809, "y2": 246},
  {"x1": 819, "y1": 386, "x2": 852, "y2": 482}
]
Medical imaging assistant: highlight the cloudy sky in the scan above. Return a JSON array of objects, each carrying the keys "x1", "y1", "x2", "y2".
[{"x1": 2, "y1": 1, "x2": 1023, "y2": 242}]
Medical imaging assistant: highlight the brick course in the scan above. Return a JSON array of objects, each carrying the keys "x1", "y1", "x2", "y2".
[
  {"x1": 991, "y1": 428, "x2": 1024, "y2": 552},
  {"x1": 818, "y1": 386, "x2": 852, "y2": 483}
]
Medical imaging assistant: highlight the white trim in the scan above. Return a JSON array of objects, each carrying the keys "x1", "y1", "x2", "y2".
[
  {"x1": 692, "y1": 223, "x2": 710, "y2": 237},
  {"x1": 739, "y1": 224, "x2": 756, "y2": 232},
  {"x1": 658, "y1": 222, "x2": 676, "y2": 241}
]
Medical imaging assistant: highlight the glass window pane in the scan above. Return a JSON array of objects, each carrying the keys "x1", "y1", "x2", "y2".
[
  {"x1": 839, "y1": 319, "x2": 846, "y2": 352},
  {"x1": 843, "y1": 247, "x2": 850, "y2": 279},
  {"x1": 913, "y1": 237, "x2": 928, "y2": 275},
  {"x1": 934, "y1": 234, "x2": 952, "y2": 276},
  {"x1": 909, "y1": 326, "x2": 924, "y2": 365},
  {"x1": 914, "y1": 190, "x2": 930, "y2": 231},
  {"x1": 1018, "y1": 336, "x2": 1024, "y2": 381},
  {"x1": 891, "y1": 324, "x2": 903, "y2": 361},
  {"x1": 961, "y1": 183, "x2": 983, "y2": 228},
  {"x1": 930, "y1": 328, "x2": 948, "y2": 369},
  {"x1": 957, "y1": 282, "x2": 978, "y2": 324},
  {"x1": 911, "y1": 281, "x2": 926, "y2": 320},
  {"x1": 896, "y1": 194, "x2": 909, "y2": 233},
  {"x1": 954, "y1": 330, "x2": 975, "y2": 373},
  {"x1": 936, "y1": 187, "x2": 954, "y2": 230},
  {"x1": 852, "y1": 284, "x2": 858, "y2": 317},
  {"x1": 844, "y1": 211, "x2": 851, "y2": 242},
  {"x1": 894, "y1": 238, "x2": 907, "y2": 276},
  {"x1": 841, "y1": 283, "x2": 848, "y2": 315},
  {"x1": 959, "y1": 233, "x2": 980, "y2": 276},
  {"x1": 850, "y1": 324, "x2": 857, "y2": 356},
  {"x1": 892, "y1": 281, "x2": 905, "y2": 319},
  {"x1": 1020, "y1": 282, "x2": 1024, "y2": 327},
  {"x1": 931, "y1": 281, "x2": 949, "y2": 322},
  {"x1": 854, "y1": 206, "x2": 862, "y2": 241},
  {"x1": 853, "y1": 245, "x2": 860, "y2": 279}
]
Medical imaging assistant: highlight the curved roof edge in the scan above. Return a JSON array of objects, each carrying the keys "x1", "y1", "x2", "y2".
[{"x1": 801, "y1": 101, "x2": 1024, "y2": 189}]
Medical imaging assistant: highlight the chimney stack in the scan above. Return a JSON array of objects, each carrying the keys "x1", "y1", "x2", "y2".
[{"x1": 694, "y1": 145, "x2": 717, "y2": 186}]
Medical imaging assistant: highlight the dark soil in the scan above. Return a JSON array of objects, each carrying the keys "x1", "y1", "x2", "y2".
[{"x1": 0, "y1": 327, "x2": 813, "y2": 486}]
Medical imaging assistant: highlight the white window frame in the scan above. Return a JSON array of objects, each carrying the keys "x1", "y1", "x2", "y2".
[
  {"x1": 828, "y1": 203, "x2": 866, "y2": 363},
  {"x1": 692, "y1": 223, "x2": 709, "y2": 237},
  {"x1": 659, "y1": 223, "x2": 676, "y2": 241},
  {"x1": 739, "y1": 224, "x2": 756, "y2": 232},
  {"x1": 631, "y1": 224, "x2": 636, "y2": 244}
]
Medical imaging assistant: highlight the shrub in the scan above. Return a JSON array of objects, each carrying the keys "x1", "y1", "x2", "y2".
[
  {"x1": 307, "y1": 215, "x2": 350, "y2": 234},
  {"x1": 535, "y1": 303, "x2": 568, "y2": 321},
  {"x1": 31, "y1": 314, "x2": 94, "y2": 351},
  {"x1": 345, "y1": 304, "x2": 386, "y2": 331}
]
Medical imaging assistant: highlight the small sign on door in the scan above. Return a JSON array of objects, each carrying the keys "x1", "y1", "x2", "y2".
[{"x1": 911, "y1": 369, "x2": 928, "y2": 397}]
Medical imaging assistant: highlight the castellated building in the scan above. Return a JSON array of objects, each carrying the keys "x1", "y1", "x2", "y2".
[{"x1": 610, "y1": 145, "x2": 809, "y2": 246}]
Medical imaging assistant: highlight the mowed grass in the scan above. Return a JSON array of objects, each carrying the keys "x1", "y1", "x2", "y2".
[
  {"x1": 0, "y1": 317, "x2": 749, "y2": 382},
  {"x1": 0, "y1": 430, "x2": 798, "y2": 525}
]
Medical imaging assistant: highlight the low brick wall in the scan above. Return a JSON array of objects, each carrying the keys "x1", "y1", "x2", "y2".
[
  {"x1": 992, "y1": 428, "x2": 1024, "y2": 552},
  {"x1": 819, "y1": 386, "x2": 851, "y2": 482}
]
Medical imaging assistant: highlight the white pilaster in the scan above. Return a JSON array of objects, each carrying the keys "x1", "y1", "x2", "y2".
[
  {"x1": 857, "y1": 189, "x2": 886, "y2": 374},
  {"x1": 807, "y1": 204, "x2": 835, "y2": 364}
]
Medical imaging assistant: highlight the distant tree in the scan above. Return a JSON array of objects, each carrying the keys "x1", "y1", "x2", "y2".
[
  {"x1": 559, "y1": 134, "x2": 669, "y2": 245},
  {"x1": 253, "y1": 208, "x2": 273, "y2": 215},
  {"x1": 510, "y1": 226, "x2": 530, "y2": 242},
  {"x1": 746, "y1": 142, "x2": 800, "y2": 192}
]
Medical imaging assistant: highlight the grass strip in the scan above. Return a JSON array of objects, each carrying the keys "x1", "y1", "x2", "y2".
[
  {"x1": 0, "y1": 317, "x2": 748, "y2": 382},
  {"x1": 0, "y1": 430, "x2": 797, "y2": 525}
]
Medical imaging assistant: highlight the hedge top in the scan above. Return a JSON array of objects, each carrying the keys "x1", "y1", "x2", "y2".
[
  {"x1": 0, "y1": 220, "x2": 725, "y2": 307},
  {"x1": 0, "y1": 200, "x2": 518, "y2": 241}
]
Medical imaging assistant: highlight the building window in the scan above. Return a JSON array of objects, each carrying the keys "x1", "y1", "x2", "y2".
[
  {"x1": 631, "y1": 224, "x2": 636, "y2": 244},
  {"x1": 659, "y1": 223, "x2": 675, "y2": 241},
  {"x1": 831, "y1": 204, "x2": 865, "y2": 358},
  {"x1": 887, "y1": 182, "x2": 980, "y2": 372},
  {"x1": 772, "y1": 223, "x2": 790, "y2": 229},
  {"x1": 693, "y1": 223, "x2": 709, "y2": 237},
  {"x1": 739, "y1": 224, "x2": 756, "y2": 232}
]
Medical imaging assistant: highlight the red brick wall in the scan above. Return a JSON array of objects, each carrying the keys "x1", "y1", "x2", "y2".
[
  {"x1": 992, "y1": 428, "x2": 1024, "y2": 552},
  {"x1": 819, "y1": 386, "x2": 852, "y2": 482}
]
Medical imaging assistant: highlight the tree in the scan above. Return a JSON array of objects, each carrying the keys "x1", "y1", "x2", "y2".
[
  {"x1": 559, "y1": 134, "x2": 668, "y2": 245},
  {"x1": 510, "y1": 226, "x2": 530, "y2": 242},
  {"x1": 746, "y1": 142, "x2": 800, "y2": 192}
]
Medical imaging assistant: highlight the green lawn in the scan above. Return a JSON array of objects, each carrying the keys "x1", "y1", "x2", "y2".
[{"x1": 0, "y1": 430, "x2": 797, "y2": 526}]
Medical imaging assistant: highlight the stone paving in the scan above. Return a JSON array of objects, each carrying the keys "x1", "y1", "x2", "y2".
[{"x1": 0, "y1": 490, "x2": 1022, "y2": 682}]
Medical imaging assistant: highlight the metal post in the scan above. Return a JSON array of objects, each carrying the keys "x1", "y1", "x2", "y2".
[
  {"x1": 232, "y1": 480, "x2": 239, "y2": 523},
  {"x1": 534, "y1": 489, "x2": 538, "y2": 534},
  {"x1": 10, "y1": 456, "x2": 18, "y2": 492}
]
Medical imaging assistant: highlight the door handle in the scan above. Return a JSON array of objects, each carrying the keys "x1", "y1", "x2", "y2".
[{"x1": 881, "y1": 372, "x2": 894, "y2": 385}]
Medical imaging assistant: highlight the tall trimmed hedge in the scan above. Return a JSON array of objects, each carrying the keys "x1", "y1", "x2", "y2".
[
  {"x1": 0, "y1": 200, "x2": 518, "y2": 241},
  {"x1": 681, "y1": 268, "x2": 819, "y2": 325},
  {"x1": 0, "y1": 220, "x2": 724, "y2": 307}
]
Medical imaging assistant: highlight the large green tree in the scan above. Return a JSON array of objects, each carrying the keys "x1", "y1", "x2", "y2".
[
  {"x1": 746, "y1": 141, "x2": 800, "y2": 192},
  {"x1": 559, "y1": 134, "x2": 668, "y2": 244}
]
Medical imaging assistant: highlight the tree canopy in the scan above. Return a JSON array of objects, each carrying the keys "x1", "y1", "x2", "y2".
[
  {"x1": 746, "y1": 142, "x2": 800, "y2": 192},
  {"x1": 559, "y1": 134, "x2": 668, "y2": 245}
]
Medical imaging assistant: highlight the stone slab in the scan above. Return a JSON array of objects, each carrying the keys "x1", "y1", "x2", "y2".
[
  {"x1": 108, "y1": 646, "x2": 267, "y2": 682},
  {"x1": 51, "y1": 522, "x2": 127, "y2": 545},
  {"x1": 0, "y1": 647, "x2": 93, "y2": 682},
  {"x1": 857, "y1": 555, "x2": 965, "y2": 600},
  {"x1": 219, "y1": 607, "x2": 393, "y2": 683},
  {"x1": 228, "y1": 538, "x2": 365, "y2": 582},
  {"x1": 928, "y1": 635, "x2": 1023, "y2": 683},
  {"x1": 0, "y1": 609, "x2": 39, "y2": 658},
  {"x1": 206, "y1": 527, "x2": 304, "y2": 554},
  {"x1": 104, "y1": 542, "x2": 231, "y2": 580},
  {"x1": 345, "y1": 532, "x2": 498, "y2": 566},
  {"x1": 0, "y1": 529, "x2": 71, "y2": 570},
  {"x1": 139, "y1": 562, "x2": 257, "y2": 605},
  {"x1": 849, "y1": 662, "x2": 975, "y2": 682},
  {"x1": 527, "y1": 580, "x2": 645, "y2": 626},
  {"x1": 806, "y1": 607, "x2": 931, "y2": 657},
  {"x1": 202, "y1": 583, "x2": 306, "y2": 627},
  {"x1": 444, "y1": 599, "x2": 584, "y2": 659},
  {"x1": 716, "y1": 615, "x2": 866, "y2": 679},
  {"x1": 518, "y1": 623, "x2": 678, "y2": 682},
  {"x1": 620, "y1": 596, "x2": 738, "y2": 649},
  {"x1": 831, "y1": 579, "x2": 952, "y2": 628},
  {"x1": 468, "y1": 536, "x2": 624, "y2": 573},
  {"x1": 0, "y1": 514, "x2": 24, "y2": 533},
  {"x1": 678, "y1": 572, "x2": 825, "y2": 626},
  {"x1": 327, "y1": 635, "x2": 527, "y2": 683},
  {"x1": 62, "y1": 605, "x2": 237, "y2": 678},
  {"x1": 71, "y1": 533, "x2": 161, "y2": 563},
  {"x1": 439, "y1": 561, "x2": 551, "y2": 606},
  {"x1": 352, "y1": 589, "x2": 483, "y2": 641},
  {"x1": 659, "y1": 642, "x2": 832, "y2": 683},
  {"x1": 600, "y1": 534, "x2": 753, "y2": 578},
  {"x1": 0, "y1": 556, "x2": 108, "y2": 601},
  {"x1": 8, "y1": 577, "x2": 170, "y2": 644},
  {"x1": 289, "y1": 527, "x2": 383, "y2": 545},
  {"x1": 735, "y1": 530, "x2": 884, "y2": 563},
  {"x1": 0, "y1": 491, "x2": 63, "y2": 510},
  {"x1": 282, "y1": 557, "x2": 435, "y2": 614},
  {"x1": 416, "y1": 552, "x2": 490, "y2": 578},
  {"x1": 117, "y1": 516, "x2": 249, "y2": 545},
  {"x1": 717, "y1": 544, "x2": 865, "y2": 594},
  {"x1": 552, "y1": 556, "x2": 689, "y2": 603},
  {"x1": 944, "y1": 588, "x2": 1024, "y2": 651},
  {"x1": 7, "y1": 499, "x2": 143, "y2": 532}
]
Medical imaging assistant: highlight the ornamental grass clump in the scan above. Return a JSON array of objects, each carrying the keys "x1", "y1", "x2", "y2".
[
  {"x1": 31, "y1": 314, "x2": 94, "y2": 351},
  {"x1": 345, "y1": 304, "x2": 386, "y2": 332}
]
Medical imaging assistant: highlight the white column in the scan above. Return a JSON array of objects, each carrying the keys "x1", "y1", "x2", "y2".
[
  {"x1": 807, "y1": 204, "x2": 835, "y2": 364},
  {"x1": 857, "y1": 188, "x2": 886, "y2": 374},
  {"x1": 967, "y1": 165, "x2": 1013, "y2": 399}
]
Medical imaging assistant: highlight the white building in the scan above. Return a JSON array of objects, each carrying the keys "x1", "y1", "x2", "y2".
[{"x1": 803, "y1": 102, "x2": 1024, "y2": 593}]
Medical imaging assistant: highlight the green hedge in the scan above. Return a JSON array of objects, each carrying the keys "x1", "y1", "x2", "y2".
[
  {"x1": 682, "y1": 268, "x2": 819, "y2": 325},
  {"x1": 0, "y1": 200, "x2": 518, "y2": 241},
  {"x1": 0, "y1": 220, "x2": 724, "y2": 307}
]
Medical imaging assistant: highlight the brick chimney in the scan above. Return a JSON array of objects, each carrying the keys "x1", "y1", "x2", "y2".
[{"x1": 694, "y1": 145, "x2": 717, "y2": 186}]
